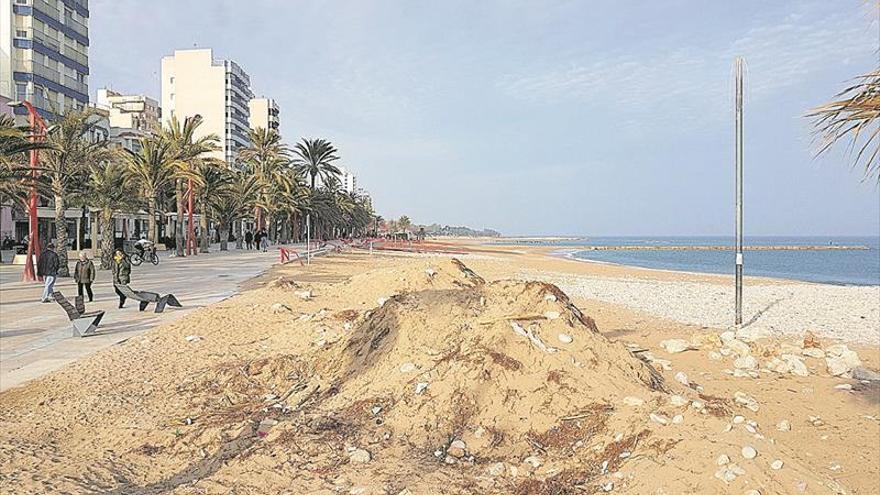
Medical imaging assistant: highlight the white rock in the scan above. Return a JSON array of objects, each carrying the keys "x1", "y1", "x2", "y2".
[
  {"x1": 377, "y1": 297, "x2": 389, "y2": 306},
  {"x1": 771, "y1": 459, "x2": 784, "y2": 470},
  {"x1": 544, "y1": 311, "x2": 561, "y2": 320},
  {"x1": 622, "y1": 396, "x2": 645, "y2": 407},
  {"x1": 834, "y1": 383, "x2": 853, "y2": 391},
  {"x1": 649, "y1": 413, "x2": 669, "y2": 425},
  {"x1": 425, "y1": 268, "x2": 436, "y2": 278},
  {"x1": 717, "y1": 454, "x2": 730, "y2": 465},
  {"x1": 734, "y1": 392, "x2": 759, "y2": 412},
  {"x1": 727, "y1": 339, "x2": 752, "y2": 357},
  {"x1": 523, "y1": 456, "x2": 542, "y2": 468},
  {"x1": 733, "y1": 415, "x2": 745, "y2": 424},
  {"x1": 708, "y1": 351, "x2": 723, "y2": 361},
  {"x1": 776, "y1": 420, "x2": 791, "y2": 431},
  {"x1": 487, "y1": 462, "x2": 505, "y2": 476},
  {"x1": 295, "y1": 290, "x2": 312, "y2": 301},
  {"x1": 399, "y1": 362, "x2": 417, "y2": 373},
  {"x1": 601, "y1": 481, "x2": 614, "y2": 492},
  {"x1": 719, "y1": 347, "x2": 733, "y2": 357},
  {"x1": 780, "y1": 354, "x2": 809, "y2": 377},
  {"x1": 691, "y1": 400, "x2": 705, "y2": 410},
  {"x1": 184, "y1": 335, "x2": 202, "y2": 342},
  {"x1": 734, "y1": 355, "x2": 759, "y2": 370},
  {"x1": 544, "y1": 294, "x2": 557, "y2": 302},
  {"x1": 371, "y1": 406, "x2": 382, "y2": 415},
  {"x1": 802, "y1": 348, "x2": 825, "y2": 359},
  {"x1": 669, "y1": 395, "x2": 689, "y2": 407},
  {"x1": 672, "y1": 414, "x2": 684, "y2": 424},
  {"x1": 557, "y1": 333, "x2": 573, "y2": 344},
  {"x1": 348, "y1": 448, "x2": 372, "y2": 463},
  {"x1": 270, "y1": 303, "x2": 292, "y2": 314},
  {"x1": 741, "y1": 446, "x2": 757, "y2": 459},
  {"x1": 661, "y1": 339, "x2": 691, "y2": 354},
  {"x1": 415, "y1": 382, "x2": 429, "y2": 394},
  {"x1": 675, "y1": 371, "x2": 690, "y2": 386},
  {"x1": 765, "y1": 357, "x2": 791, "y2": 374},
  {"x1": 720, "y1": 331, "x2": 736, "y2": 344}
]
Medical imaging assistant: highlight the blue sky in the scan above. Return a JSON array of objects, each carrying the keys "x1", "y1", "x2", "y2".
[{"x1": 90, "y1": 0, "x2": 879, "y2": 236}]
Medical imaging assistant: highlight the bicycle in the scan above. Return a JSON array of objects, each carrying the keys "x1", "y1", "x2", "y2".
[{"x1": 130, "y1": 248, "x2": 160, "y2": 266}]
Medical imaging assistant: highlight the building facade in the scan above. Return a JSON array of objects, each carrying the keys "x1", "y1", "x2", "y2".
[
  {"x1": 0, "y1": 0, "x2": 90, "y2": 120},
  {"x1": 95, "y1": 87, "x2": 160, "y2": 133},
  {"x1": 161, "y1": 48, "x2": 253, "y2": 164},
  {"x1": 248, "y1": 97, "x2": 279, "y2": 133}
]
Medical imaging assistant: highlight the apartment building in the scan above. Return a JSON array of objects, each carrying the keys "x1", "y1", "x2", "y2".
[
  {"x1": 161, "y1": 48, "x2": 253, "y2": 164},
  {"x1": 0, "y1": 0, "x2": 90, "y2": 120},
  {"x1": 95, "y1": 88, "x2": 160, "y2": 132},
  {"x1": 248, "y1": 97, "x2": 279, "y2": 133}
]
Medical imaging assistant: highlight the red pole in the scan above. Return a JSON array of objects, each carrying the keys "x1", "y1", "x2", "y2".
[
  {"x1": 22, "y1": 103, "x2": 44, "y2": 282},
  {"x1": 187, "y1": 178, "x2": 195, "y2": 256}
]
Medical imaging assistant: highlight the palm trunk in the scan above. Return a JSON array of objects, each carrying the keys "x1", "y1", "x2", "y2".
[
  {"x1": 53, "y1": 190, "x2": 70, "y2": 277},
  {"x1": 147, "y1": 195, "x2": 157, "y2": 244},
  {"x1": 199, "y1": 199, "x2": 210, "y2": 253},
  {"x1": 234, "y1": 219, "x2": 244, "y2": 249},
  {"x1": 175, "y1": 180, "x2": 185, "y2": 256},
  {"x1": 219, "y1": 220, "x2": 228, "y2": 251},
  {"x1": 100, "y1": 208, "x2": 114, "y2": 269}
]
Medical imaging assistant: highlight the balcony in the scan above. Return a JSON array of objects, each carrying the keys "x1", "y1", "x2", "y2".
[
  {"x1": 63, "y1": 12, "x2": 88, "y2": 38},
  {"x1": 31, "y1": 28, "x2": 61, "y2": 52}
]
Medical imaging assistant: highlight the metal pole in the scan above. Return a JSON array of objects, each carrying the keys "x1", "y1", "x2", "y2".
[
  {"x1": 187, "y1": 178, "x2": 195, "y2": 256},
  {"x1": 734, "y1": 57, "x2": 744, "y2": 327},
  {"x1": 306, "y1": 213, "x2": 311, "y2": 265},
  {"x1": 22, "y1": 103, "x2": 42, "y2": 282}
]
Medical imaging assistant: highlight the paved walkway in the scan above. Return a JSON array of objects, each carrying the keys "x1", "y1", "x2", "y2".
[{"x1": 0, "y1": 244, "x2": 294, "y2": 391}]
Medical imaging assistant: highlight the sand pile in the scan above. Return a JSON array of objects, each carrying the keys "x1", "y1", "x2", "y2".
[{"x1": 0, "y1": 258, "x2": 854, "y2": 494}]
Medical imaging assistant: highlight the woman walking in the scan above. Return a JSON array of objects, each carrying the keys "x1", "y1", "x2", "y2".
[
  {"x1": 74, "y1": 251, "x2": 96, "y2": 302},
  {"x1": 112, "y1": 248, "x2": 131, "y2": 308}
]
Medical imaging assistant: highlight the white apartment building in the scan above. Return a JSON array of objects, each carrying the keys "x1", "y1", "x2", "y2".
[
  {"x1": 248, "y1": 96, "x2": 278, "y2": 133},
  {"x1": 161, "y1": 48, "x2": 253, "y2": 164},
  {"x1": 0, "y1": 0, "x2": 90, "y2": 120},
  {"x1": 95, "y1": 87, "x2": 160, "y2": 132}
]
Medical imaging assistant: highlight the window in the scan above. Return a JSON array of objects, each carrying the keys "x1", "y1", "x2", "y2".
[
  {"x1": 15, "y1": 30, "x2": 27, "y2": 38},
  {"x1": 169, "y1": 77, "x2": 174, "y2": 84},
  {"x1": 16, "y1": 83, "x2": 27, "y2": 101}
]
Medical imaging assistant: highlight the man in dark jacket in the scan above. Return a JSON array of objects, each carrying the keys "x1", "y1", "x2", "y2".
[
  {"x1": 37, "y1": 243, "x2": 59, "y2": 303},
  {"x1": 245, "y1": 230, "x2": 253, "y2": 250},
  {"x1": 112, "y1": 248, "x2": 132, "y2": 308}
]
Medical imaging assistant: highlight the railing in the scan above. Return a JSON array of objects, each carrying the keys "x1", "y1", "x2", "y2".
[
  {"x1": 31, "y1": 27, "x2": 61, "y2": 52},
  {"x1": 63, "y1": 12, "x2": 88, "y2": 38}
]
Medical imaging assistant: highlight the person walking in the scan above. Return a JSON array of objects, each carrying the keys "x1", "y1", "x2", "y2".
[
  {"x1": 112, "y1": 248, "x2": 131, "y2": 309},
  {"x1": 259, "y1": 229, "x2": 269, "y2": 252},
  {"x1": 253, "y1": 230, "x2": 262, "y2": 251},
  {"x1": 245, "y1": 230, "x2": 253, "y2": 250},
  {"x1": 73, "y1": 251, "x2": 96, "y2": 302},
  {"x1": 37, "y1": 243, "x2": 59, "y2": 303}
]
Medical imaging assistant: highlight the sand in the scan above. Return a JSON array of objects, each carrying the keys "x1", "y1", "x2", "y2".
[{"x1": 0, "y1": 244, "x2": 877, "y2": 494}]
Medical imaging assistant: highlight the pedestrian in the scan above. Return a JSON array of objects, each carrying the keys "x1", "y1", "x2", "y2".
[
  {"x1": 253, "y1": 230, "x2": 262, "y2": 251},
  {"x1": 74, "y1": 251, "x2": 96, "y2": 302},
  {"x1": 37, "y1": 242, "x2": 59, "y2": 303},
  {"x1": 245, "y1": 230, "x2": 253, "y2": 250},
  {"x1": 112, "y1": 248, "x2": 131, "y2": 309},
  {"x1": 260, "y1": 229, "x2": 269, "y2": 252}
]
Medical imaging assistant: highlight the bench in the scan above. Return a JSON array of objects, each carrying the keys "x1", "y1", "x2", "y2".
[
  {"x1": 115, "y1": 284, "x2": 182, "y2": 313},
  {"x1": 53, "y1": 291, "x2": 105, "y2": 337}
]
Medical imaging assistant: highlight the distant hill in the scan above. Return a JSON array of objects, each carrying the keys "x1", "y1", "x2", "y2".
[{"x1": 416, "y1": 223, "x2": 502, "y2": 238}]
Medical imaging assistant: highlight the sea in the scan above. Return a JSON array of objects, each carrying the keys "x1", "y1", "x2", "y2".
[{"x1": 543, "y1": 236, "x2": 880, "y2": 286}]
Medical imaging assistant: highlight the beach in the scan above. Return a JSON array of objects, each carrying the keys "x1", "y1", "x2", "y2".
[{"x1": 0, "y1": 241, "x2": 877, "y2": 494}]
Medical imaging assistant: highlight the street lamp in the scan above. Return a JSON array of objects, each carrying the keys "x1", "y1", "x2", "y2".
[{"x1": 9, "y1": 100, "x2": 48, "y2": 283}]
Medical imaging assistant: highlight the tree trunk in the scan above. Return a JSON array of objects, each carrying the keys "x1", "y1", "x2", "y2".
[
  {"x1": 100, "y1": 208, "x2": 114, "y2": 269},
  {"x1": 234, "y1": 219, "x2": 244, "y2": 249},
  {"x1": 175, "y1": 180, "x2": 185, "y2": 256},
  {"x1": 219, "y1": 220, "x2": 228, "y2": 251},
  {"x1": 53, "y1": 191, "x2": 70, "y2": 277},
  {"x1": 147, "y1": 195, "x2": 157, "y2": 244},
  {"x1": 199, "y1": 200, "x2": 210, "y2": 253}
]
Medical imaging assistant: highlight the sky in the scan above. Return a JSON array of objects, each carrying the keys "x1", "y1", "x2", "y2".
[{"x1": 89, "y1": 0, "x2": 880, "y2": 237}]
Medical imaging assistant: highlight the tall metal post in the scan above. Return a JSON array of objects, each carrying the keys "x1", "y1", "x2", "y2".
[{"x1": 734, "y1": 57, "x2": 744, "y2": 326}]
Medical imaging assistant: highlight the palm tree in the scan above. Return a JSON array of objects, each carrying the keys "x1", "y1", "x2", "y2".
[
  {"x1": 85, "y1": 159, "x2": 137, "y2": 269},
  {"x1": 191, "y1": 158, "x2": 230, "y2": 252},
  {"x1": 41, "y1": 109, "x2": 110, "y2": 276},
  {"x1": 239, "y1": 128, "x2": 290, "y2": 240},
  {"x1": 398, "y1": 215, "x2": 412, "y2": 233},
  {"x1": 158, "y1": 115, "x2": 220, "y2": 256},
  {"x1": 122, "y1": 137, "x2": 176, "y2": 244},
  {"x1": 209, "y1": 169, "x2": 259, "y2": 251},
  {"x1": 292, "y1": 138, "x2": 341, "y2": 190},
  {"x1": 809, "y1": 70, "x2": 880, "y2": 183}
]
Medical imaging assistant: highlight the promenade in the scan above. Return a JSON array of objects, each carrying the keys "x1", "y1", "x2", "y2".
[{"x1": 0, "y1": 245, "x2": 288, "y2": 391}]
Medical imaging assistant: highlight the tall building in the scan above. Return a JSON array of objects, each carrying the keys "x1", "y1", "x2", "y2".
[
  {"x1": 95, "y1": 88, "x2": 160, "y2": 132},
  {"x1": 248, "y1": 97, "x2": 279, "y2": 133},
  {"x1": 339, "y1": 167, "x2": 357, "y2": 193},
  {"x1": 161, "y1": 48, "x2": 253, "y2": 164},
  {"x1": 0, "y1": 0, "x2": 90, "y2": 120}
]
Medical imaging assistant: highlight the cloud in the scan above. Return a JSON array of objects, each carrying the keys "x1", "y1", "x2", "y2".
[{"x1": 495, "y1": 3, "x2": 877, "y2": 130}]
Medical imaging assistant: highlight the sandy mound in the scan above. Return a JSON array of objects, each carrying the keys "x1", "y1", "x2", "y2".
[{"x1": 0, "y1": 258, "x2": 849, "y2": 494}]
